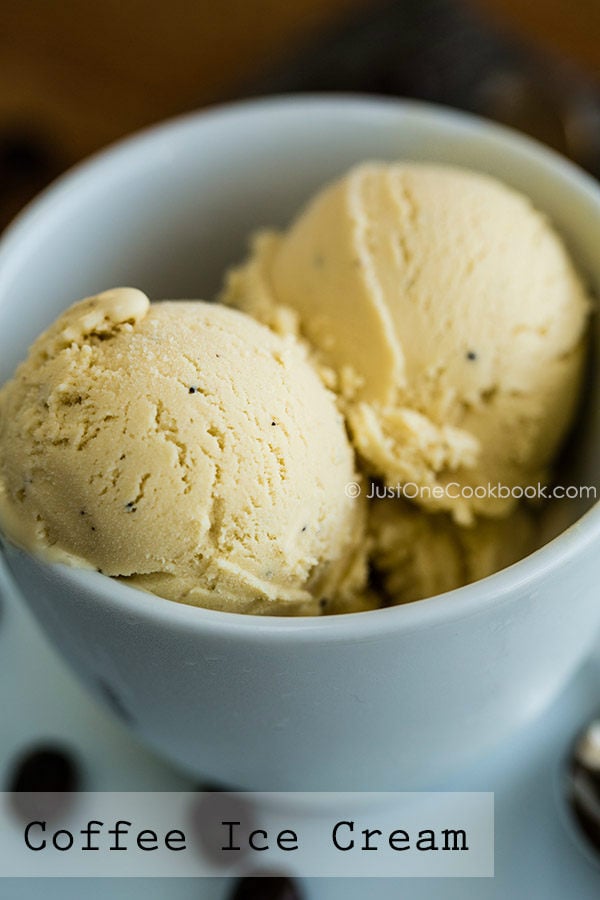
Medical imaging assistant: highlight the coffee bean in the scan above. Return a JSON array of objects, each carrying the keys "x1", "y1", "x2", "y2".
[
  {"x1": 0, "y1": 130, "x2": 57, "y2": 179},
  {"x1": 8, "y1": 744, "x2": 80, "y2": 821},
  {"x1": 194, "y1": 780, "x2": 230, "y2": 792},
  {"x1": 188, "y1": 788, "x2": 256, "y2": 866},
  {"x1": 229, "y1": 875, "x2": 302, "y2": 900}
]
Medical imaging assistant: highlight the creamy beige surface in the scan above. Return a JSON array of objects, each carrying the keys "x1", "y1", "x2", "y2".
[
  {"x1": 1, "y1": 165, "x2": 590, "y2": 615},
  {"x1": 0, "y1": 289, "x2": 370, "y2": 615},
  {"x1": 370, "y1": 497, "x2": 538, "y2": 605},
  {"x1": 224, "y1": 163, "x2": 590, "y2": 524}
]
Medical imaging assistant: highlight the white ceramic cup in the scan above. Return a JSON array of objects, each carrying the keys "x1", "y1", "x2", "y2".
[{"x1": 1, "y1": 96, "x2": 599, "y2": 791}]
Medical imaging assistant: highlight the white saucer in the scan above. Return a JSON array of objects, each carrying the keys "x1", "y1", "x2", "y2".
[{"x1": 2, "y1": 556, "x2": 599, "y2": 899}]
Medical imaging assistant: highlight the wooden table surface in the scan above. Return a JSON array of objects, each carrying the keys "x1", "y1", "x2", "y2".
[
  {"x1": 474, "y1": 0, "x2": 600, "y2": 79},
  {"x1": 0, "y1": 0, "x2": 598, "y2": 231},
  {"x1": 0, "y1": 0, "x2": 365, "y2": 228}
]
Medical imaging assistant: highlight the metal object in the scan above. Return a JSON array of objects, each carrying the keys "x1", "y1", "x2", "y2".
[{"x1": 568, "y1": 719, "x2": 600, "y2": 853}]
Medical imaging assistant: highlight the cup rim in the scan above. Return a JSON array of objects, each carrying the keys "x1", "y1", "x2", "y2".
[{"x1": 1, "y1": 93, "x2": 599, "y2": 641}]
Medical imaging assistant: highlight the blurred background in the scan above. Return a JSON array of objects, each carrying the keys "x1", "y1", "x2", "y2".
[{"x1": 1, "y1": 0, "x2": 599, "y2": 233}]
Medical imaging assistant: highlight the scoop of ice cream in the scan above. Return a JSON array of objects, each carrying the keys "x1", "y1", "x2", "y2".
[
  {"x1": 370, "y1": 497, "x2": 538, "y2": 605},
  {"x1": 0, "y1": 289, "x2": 370, "y2": 615},
  {"x1": 223, "y1": 163, "x2": 590, "y2": 524}
]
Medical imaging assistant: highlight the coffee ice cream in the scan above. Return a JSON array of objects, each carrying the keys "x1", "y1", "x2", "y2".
[
  {"x1": 224, "y1": 163, "x2": 590, "y2": 524},
  {"x1": 370, "y1": 497, "x2": 538, "y2": 605},
  {"x1": 0, "y1": 163, "x2": 591, "y2": 615},
  {"x1": 0, "y1": 289, "x2": 370, "y2": 615}
]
